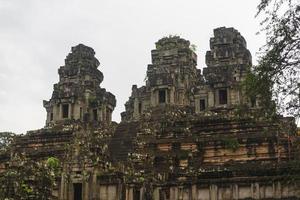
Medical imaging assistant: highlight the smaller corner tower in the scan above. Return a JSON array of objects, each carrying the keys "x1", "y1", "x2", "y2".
[
  {"x1": 43, "y1": 44, "x2": 116, "y2": 126},
  {"x1": 194, "y1": 27, "x2": 254, "y2": 112}
]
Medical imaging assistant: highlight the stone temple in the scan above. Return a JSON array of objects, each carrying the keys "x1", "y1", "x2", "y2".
[{"x1": 1, "y1": 27, "x2": 300, "y2": 200}]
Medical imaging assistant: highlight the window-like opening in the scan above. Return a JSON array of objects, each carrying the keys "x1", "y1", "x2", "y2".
[
  {"x1": 133, "y1": 188, "x2": 140, "y2": 200},
  {"x1": 158, "y1": 90, "x2": 166, "y2": 103},
  {"x1": 79, "y1": 107, "x2": 83, "y2": 120},
  {"x1": 160, "y1": 189, "x2": 170, "y2": 200},
  {"x1": 93, "y1": 109, "x2": 98, "y2": 121},
  {"x1": 219, "y1": 89, "x2": 227, "y2": 105},
  {"x1": 50, "y1": 113, "x2": 53, "y2": 121},
  {"x1": 200, "y1": 99, "x2": 206, "y2": 111},
  {"x1": 250, "y1": 97, "x2": 256, "y2": 107},
  {"x1": 62, "y1": 104, "x2": 69, "y2": 118},
  {"x1": 106, "y1": 108, "x2": 112, "y2": 122},
  {"x1": 138, "y1": 102, "x2": 142, "y2": 114},
  {"x1": 154, "y1": 156, "x2": 165, "y2": 168},
  {"x1": 73, "y1": 183, "x2": 82, "y2": 200}
]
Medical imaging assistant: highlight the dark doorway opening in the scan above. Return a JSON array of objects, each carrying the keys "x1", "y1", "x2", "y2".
[
  {"x1": 138, "y1": 102, "x2": 142, "y2": 114},
  {"x1": 250, "y1": 97, "x2": 256, "y2": 107},
  {"x1": 80, "y1": 107, "x2": 83, "y2": 120},
  {"x1": 133, "y1": 188, "x2": 140, "y2": 200},
  {"x1": 73, "y1": 183, "x2": 82, "y2": 200},
  {"x1": 93, "y1": 109, "x2": 98, "y2": 121},
  {"x1": 50, "y1": 113, "x2": 53, "y2": 121},
  {"x1": 62, "y1": 104, "x2": 69, "y2": 118},
  {"x1": 159, "y1": 90, "x2": 166, "y2": 103},
  {"x1": 219, "y1": 89, "x2": 227, "y2": 105},
  {"x1": 200, "y1": 99, "x2": 206, "y2": 111}
]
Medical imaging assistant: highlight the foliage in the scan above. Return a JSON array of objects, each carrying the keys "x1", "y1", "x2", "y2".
[
  {"x1": 0, "y1": 132, "x2": 15, "y2": 153},
  {"x1": 223, "y1": 138, "x2": 240, "y2": 152},
  {"x1": 252, "y1": 0, "x2": 300, "y2": 118},
  {"x1": 47, "y1": 157, "x2": 60, "y2": 176},
  {"x1": 242, "y1": 72, "x2": 276, "y2": 118},
  {"x1": 281, "y1": 160, "x2": 300, "y2": 185},
  {"x1": 62, "y1": 123, "x2": 116, "y2": 175},
  {"x1": 88, "y1": 95, "x2": 98, "y2": 107},
  {"x1": 47, "y1": 157, "x2": 60, "y2": 169},
  {"x1": 166, "y1": 34, "x2": 180, "y2": 38},
  {"x1": 190, "y1": 44, "x2": 197, "y2": 52},
  {"x1": 0, "y1": 155, "x2": 59, "y2": 200}
]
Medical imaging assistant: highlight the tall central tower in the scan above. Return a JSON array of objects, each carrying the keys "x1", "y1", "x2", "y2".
[
  {"x1": 121, "y1": 36, "x2": 199, "y2": 121},
  {"x1": 43, "y1": 44, "x2": 116, "y2": 126}
]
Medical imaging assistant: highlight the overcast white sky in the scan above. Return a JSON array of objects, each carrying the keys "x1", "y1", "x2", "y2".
[{"x1": 0, "y1": 0, "x2": 265, "y2": 134}]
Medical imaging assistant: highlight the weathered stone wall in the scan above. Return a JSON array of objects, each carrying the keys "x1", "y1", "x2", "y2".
[{"x1": 57, "y1": 180, "x2": 300, "y2": 200}]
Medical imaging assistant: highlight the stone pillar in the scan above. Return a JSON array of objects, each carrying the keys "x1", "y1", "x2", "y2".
[
  {"x1": 73, "y1": 103, "x2": 79, "y2": 120},
  {"x1": 69, "y1": 182, "x2": 73, "y2": 200},
  {"x1": 272, "y1": 182, "x2": 276, "y2": 198},
  {"x1": 170, "y1": 187, "x2": 178, "y2": 200},
  {"x1": 209, "y1": 185, "x2": 218, "y2": 200},
  {"x1": 274, "y1": 182, "x2": 282, "y2": 199},
  {"x1": 54, "y1": 104, "x2": 60, "y2": 121},
  {"x1": 192, "y1": 185, "x2": 197, "y2": 200},
  {"x1": 276, "y1": 181, "x2": 282, "y2": 199},
  {"x1": 227, "y1": 88, "x2": 231, "y2": 105},
  {"x1": 102, "y1": 106, "x2": 107, "y2": 123},
  {"x1": 108, "y1": 185, "x2": 117, "y2": 200},
  {"x1": 84, "y1": 181, "x2": 89, "y2": 200},
  {"x1": 153, "y1": 187, "x2": 160, "y2": 200},
  {"x1": 59, "y1": 172, "x2": 65, "y2": 200},
  {"x1": 67, "y1": 103, "x2": 71, "y2": 119},
  {"x1": 60, "y1": 104, "x2": 63, "y2": 119},
  {"x1": 170, "y1": 87, "x2": 175, "y2": 105},
  {"x1": 233, "y1": 184, "x2": 239, "y2": 200},
  {"x1": 195, "y1": 97, "x2": 200, "y2": 113},
  {"x1": 116, "y1": 183, "x2": 122, "y2": 200},
  {"x1": 140, "y1": 186, "x2": 144, "y2": 200},
  {"x1": 151, "y1": 89, "x2": 156, "y2": 106},
  {"x1": 71, "y1": 103, "x2": 75, "y2": 119},
  {"x1": 92, "y1": 172, "x2": 98, "y2": 199},
  {"x1": 208, "y1": 91, "x2": 214, "y2": 108},
  {"x1": 251, "y1": 183, "x2": 260, "y2": 199},
  {"x1": 126, "y1": 187, "x2": 133, "y2": 200}
]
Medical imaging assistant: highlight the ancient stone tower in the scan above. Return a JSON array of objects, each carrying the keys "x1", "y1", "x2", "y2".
[
  {"x1": 197, "y1": 27, "x2": 254, "y2": 111},
  {"x1": 43, "y1": 44, "x2": 116, "y2": 126},
  {"x1": 121, "y1": 36, "x2": 199, "y2": 121}
]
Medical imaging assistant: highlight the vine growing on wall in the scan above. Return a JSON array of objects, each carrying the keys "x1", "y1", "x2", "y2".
[
  {"x1": 0, "y1": 154, "x2": 60, "y2": 200},
  {"x1": 223, "y1": 138, "x2": 240, "y2": 152}
]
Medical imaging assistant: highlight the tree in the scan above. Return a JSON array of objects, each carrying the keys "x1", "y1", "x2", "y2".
[
  {"x1": 0, "y1": 132, "x2": 15, "y2": 153},
  {"x1": 252, "y1": 0, "x2": 300, "y2": 118},
  {"x1": 0, "y1": 155, "x2": 60, "y2": 200}
]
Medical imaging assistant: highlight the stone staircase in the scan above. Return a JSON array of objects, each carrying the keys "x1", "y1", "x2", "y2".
[{"x1": 109, "y1": 121, "x2": 139, "y2": 162}]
